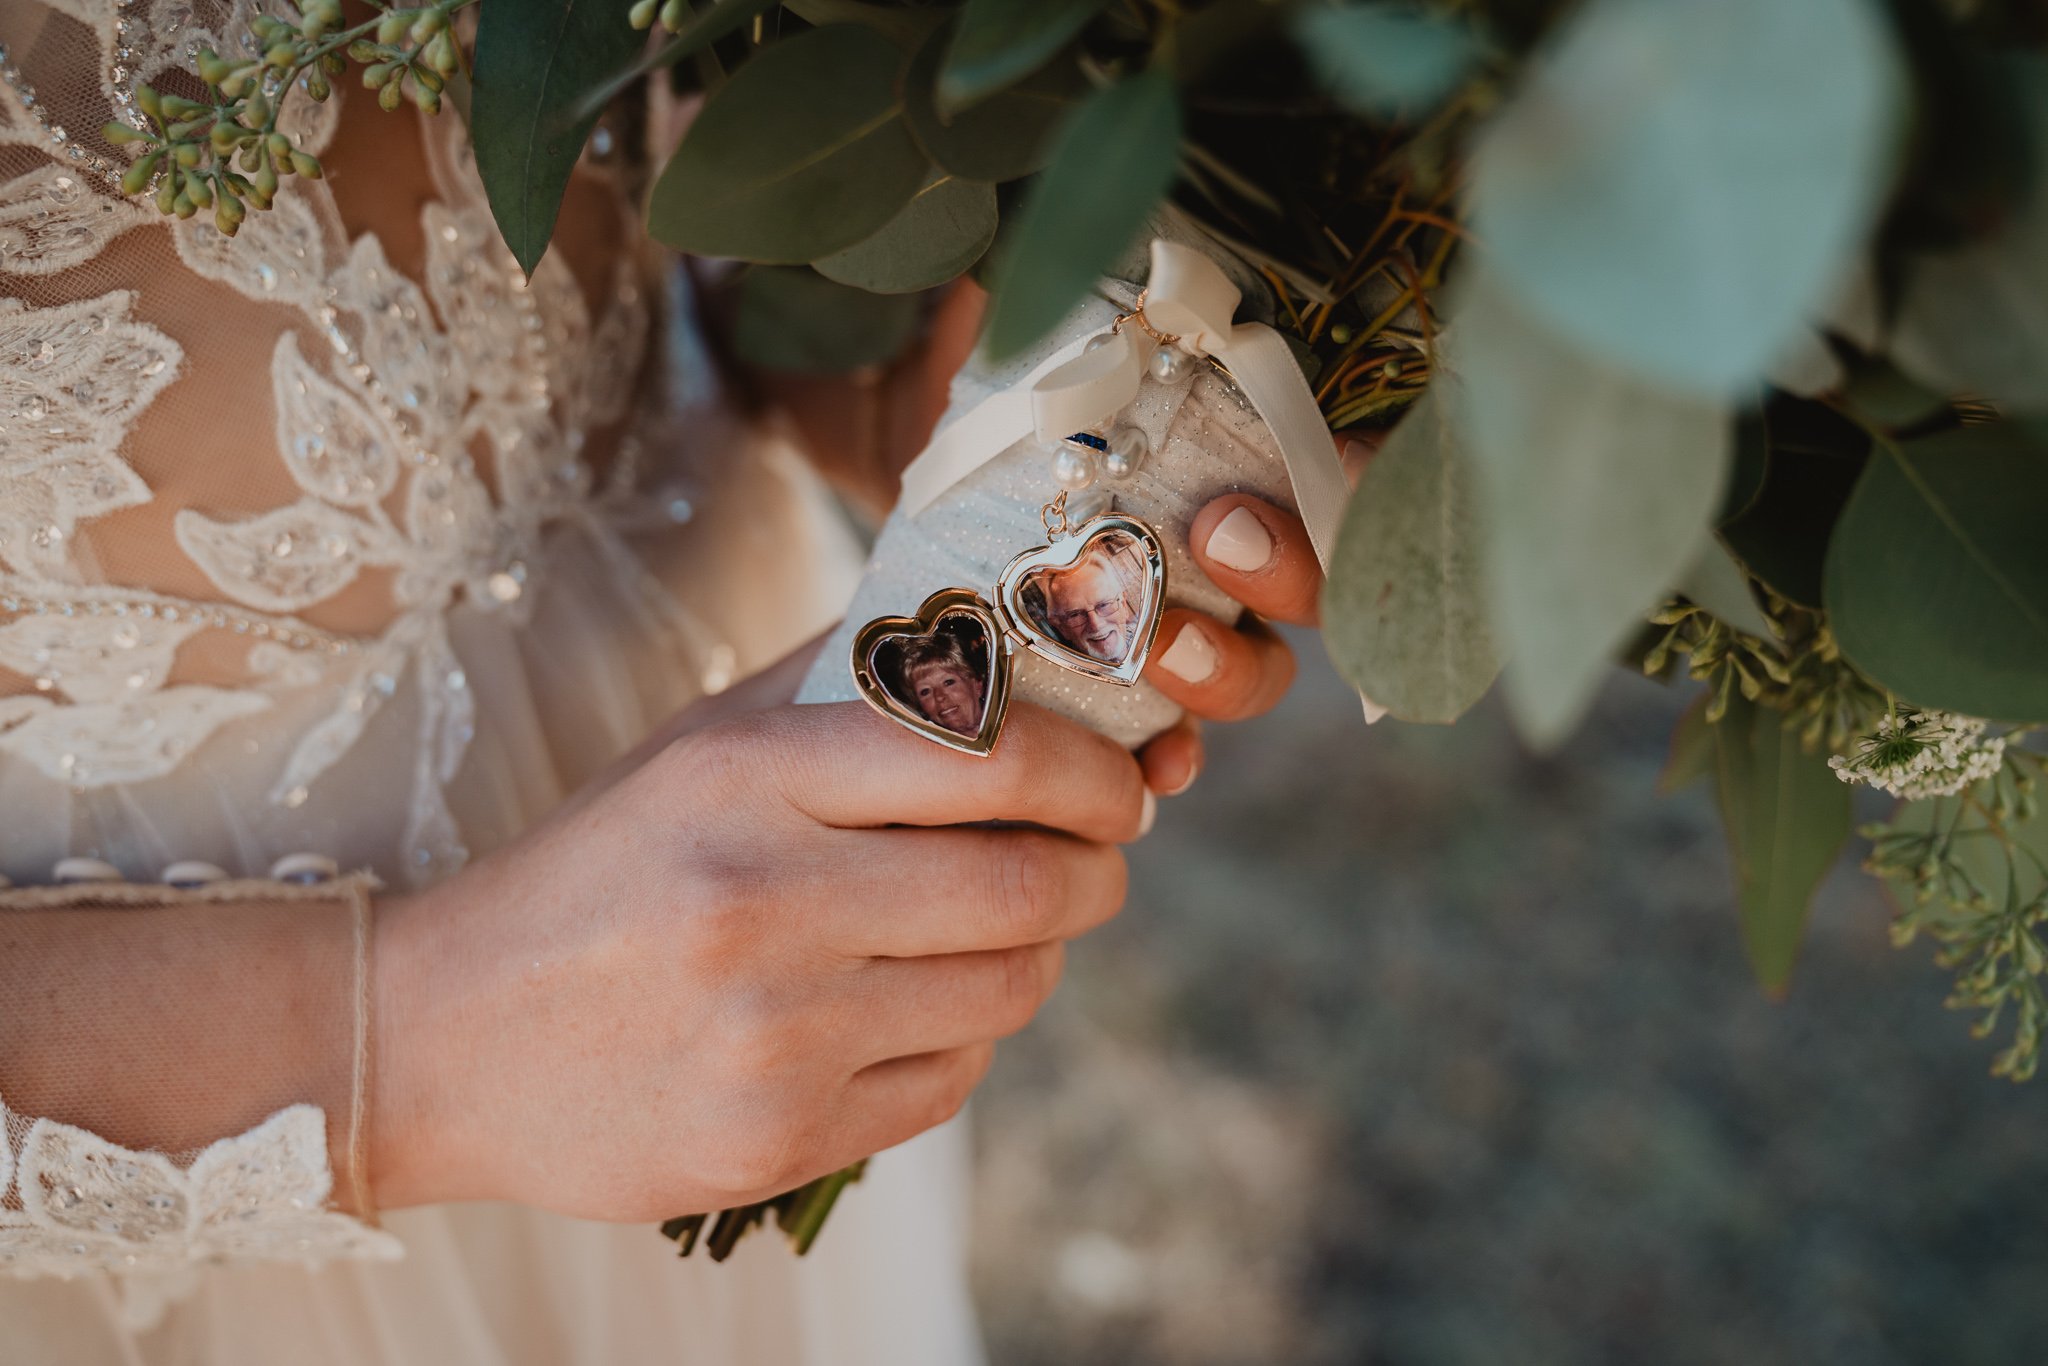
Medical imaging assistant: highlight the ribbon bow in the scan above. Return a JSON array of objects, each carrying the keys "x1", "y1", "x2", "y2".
[{"x1": 896, "y1": 239, "x2": 1382, "y2": 720}]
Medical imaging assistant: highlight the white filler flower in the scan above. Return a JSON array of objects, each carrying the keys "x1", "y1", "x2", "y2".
[{"x1": 1829, "y1": 708, "x2": 2006, "y2": 800}]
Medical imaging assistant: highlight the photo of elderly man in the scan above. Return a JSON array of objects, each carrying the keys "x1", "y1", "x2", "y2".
[{"x1": 1030, "y1": 534, "x2": 1144, "y2": 665}]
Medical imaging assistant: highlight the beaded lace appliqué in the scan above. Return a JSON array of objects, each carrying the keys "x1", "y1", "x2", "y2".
[
  {"x1": 0, "y1": 1093, "x2": 403, "y2": 1324},
  {"x1": 0, "y1": 1, "x2": 652, "y2": 878}
]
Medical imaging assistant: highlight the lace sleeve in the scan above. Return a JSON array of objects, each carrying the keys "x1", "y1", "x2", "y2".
[{"x1": 0, "y1": 868, "x2": 401, "y2": 1311}]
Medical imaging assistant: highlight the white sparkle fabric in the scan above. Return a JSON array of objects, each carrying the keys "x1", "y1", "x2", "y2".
[{"x1": 0, "y1": 3, "x2": 982, "y2": 1361}]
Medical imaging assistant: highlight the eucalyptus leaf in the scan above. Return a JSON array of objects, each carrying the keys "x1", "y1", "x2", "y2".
[
  {"x1": 1718, "y1": 402, "x2": 1867, "y2": 606},
  {"x1": 1659, "y1": 692, "x2": 1714, "y2": 795},
  {"x1": 1677, "y1": 537, "x2": 1772, "y2": 639},
  {"x1": 1721, "y1": 413, "x2": 1769, "y2": 523},
  {"x1": 1825, "y1": 423, "x2": 2048, "y2": 721},
  {"x1": 1292, "y1": 3, "x2": 1483, "y2": 116},
  {"x1": 1321, "y1": 393, "x2": 1500, "y2": 723},
  {"x1": 1470, "y1": 0, "x2": 1904, "y2": 398},
  {"x1": 1451, "y1": 269, "x2": 1732, "y2": 749},
  {"x1": 1710, "y1": 692, "x2": 1852, "y2": 996},
  {"x1": 982, "y1": 71, "x2": 1181, "y2": 361},
  {"x1": 733, "y1": 267, "x2": 924, "y2": 371},
  {"x1": 472, "y1": 0, "x2": 645, "y2": 277},
  {"x1": 904, "y1": 20, "x2": 1082, "y2": 183},
  {"x1": 938, "y1": 0, "x2": 1111, "y2": 116},
  {"x1": 646, "y1": 25, "x2": 930, "y2": 263},
  {"x1": 1890, "y1": 56, "x2": 2048, "y2": 414},
  {"x1": 782, "y1": 0, "x2": 950, "y2": 48},
  {"x1": 1839, "y1": 357, "x2": 1949, "y2": 432},
  {"x1": 816, "y1": 176, "x2": 997, "y2": 293},
  {"x1": 574, "y1": 0, "x2": 781, "y2": 121}
]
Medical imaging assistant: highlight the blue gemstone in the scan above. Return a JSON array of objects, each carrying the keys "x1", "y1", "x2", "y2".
[{"x1": 1065, "y1": 432, "x2": 1108, "y2": 452}]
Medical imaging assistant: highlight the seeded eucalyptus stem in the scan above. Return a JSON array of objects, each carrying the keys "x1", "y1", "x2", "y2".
[
  {"x1": 1868, "y1": 748, "x2": 2048, "y2": 1080},
  {"x1": 101, "y1": 0, "x2": 479, "y2": 236}
]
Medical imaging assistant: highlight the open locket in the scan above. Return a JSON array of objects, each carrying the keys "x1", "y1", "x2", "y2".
[{"x1": 851, "y1": 504, "x2": 1167, "y2": 756}]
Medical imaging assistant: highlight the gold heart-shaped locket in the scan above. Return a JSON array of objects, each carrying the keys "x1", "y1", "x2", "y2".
[
  {"x1": 851, "y1": 589, "x2": 1013, "y2": 757},
  {"x1": 851, "y1": 511, "x2": 1167, "y2": 755}
]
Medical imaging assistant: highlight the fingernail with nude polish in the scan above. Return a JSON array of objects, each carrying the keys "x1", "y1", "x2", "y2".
[
  {"x1": 1341, "y1": 438, "x2": 1375, "y2": 488},
  {"x1": 1206, "y1": 505, "x2": 1273, "y2": 574},
  {"x1": 1137, "y1": 788, "x2": 1157, "y2": 839},
  {"x1": 1155, "y1": 623, "x2": 1220, "y2": 685}
]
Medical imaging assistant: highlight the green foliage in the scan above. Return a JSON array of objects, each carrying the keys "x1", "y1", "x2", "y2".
[
  {"x1": 1869, "y1": 752, "x2": 2048, "y2": 1079},
  {"x1": 1321, "y1": 393, "x2": 1500, "y2": 723},
  {"x1": 1660, "y1": 692, "x2": 1716, "y2": 795},
  {"x1": 589, "y1": 0, "x2": 782, "y2": 115},
  {"x1": 935, "y1": 0, "x2": 1110, "y2": 115},
  {"x1": 1826, "y1": 423, "x2": 2048, "y2": 723},
  {"x1": 1716, "y1": 402, "x2": 1869, "y2": 608},
  {"x1": 981, "y1": 69, "x2": 1182, "y2": 361},
  {"x1": 1709, "y1": 695, "x2": 1852, "y2": 991},
  {"x1": 1293, "y1": 2, "x2": 1484, "y2": 117},
  {"x1": 1643, "y1": 598, "x2": 1883, "y2": 756},
  {"x1": 816, "y1": 175, "x2": 998, "y2": 293},
  {"x1": 473, "y1": 0, "x2": 644, "y2": 276},
  {"x1": 1468, "y1": 0, "x2": 1904, "y2": 398},
  {"x1": 1889, "y1": 56, "x2": 2048, "y2": 416},
  {"x1": 645, "y1": 25, "x2": 929, "y2": 262},
  {"x1": 732, "y1": 266, "x2": 925, "y2": 370},
  {"x1": 1451, "y1": 270, "x2": 1731, "y2": 749},
  {"x1": 782, "y1": 0, "x2": 948, "y2": 47},
  {"x1": 104, "y1": 0, "x2": 473, "y2": 237},
  {"x1": 1709, "y1": 693, "x2": 1854, "y2": 996},
  {"x1": 902, "y1": 21, "x2": 1080, "y2": 183},
  {"x1": 1675, "y1": 539, "x2": 1771, "y2": 641}
]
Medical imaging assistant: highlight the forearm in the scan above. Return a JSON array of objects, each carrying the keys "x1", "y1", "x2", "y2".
[{"x1": 0, "y1": 875, "x2": 375, "y2": 1217}]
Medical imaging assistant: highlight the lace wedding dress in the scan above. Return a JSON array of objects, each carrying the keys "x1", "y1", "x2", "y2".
[{"x1": 0, "y1": 3, "x2": 981, "y2": 1361}]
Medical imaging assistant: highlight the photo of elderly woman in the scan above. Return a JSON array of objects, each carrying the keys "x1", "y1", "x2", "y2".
[
  {"x1": 873, "y1": 615, "x2": 992, "y2": 738},
  {"x1": 1019, "y1": 532, "x2": 1147, "y2": 666}
]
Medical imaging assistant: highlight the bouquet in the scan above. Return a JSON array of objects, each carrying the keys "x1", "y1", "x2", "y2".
[{"x1": 116, "y1": 0, "x2": 2048, "y2": 1252}]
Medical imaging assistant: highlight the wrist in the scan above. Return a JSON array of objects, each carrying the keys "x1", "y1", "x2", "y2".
[{"x1": 366, "y1": 883, "x2": 465, "y2": 1211}]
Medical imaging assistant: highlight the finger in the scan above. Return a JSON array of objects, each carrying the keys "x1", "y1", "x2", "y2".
[
  {"x1": 849, "y1": 941, "x2": 1066, "y2": 1062},
  {"x1": 1189, "y1": 494, "x2": 1324, "y2": 627},
  {"x1": 1336, "y1": 427, "x2": 1387, "y2": 489},
  {"x1": 1137, "y1": 716, "x2": 1203, "y2": 798},
  {"x1": 1144, "y1": 610, "x2": 1296, "y2": 722},
  {"x1": 838, "y1": 1042, "x2": 996, "y2": 1158},
  {"x1": 764, "y1": 701, "x2": 1150, "y2": 844},
  {"x1": 817, "y1": 827, "x2": 1127, "y2": 958}
]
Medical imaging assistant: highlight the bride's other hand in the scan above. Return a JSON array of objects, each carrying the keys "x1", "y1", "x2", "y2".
[
  {"x1": 368, "y1": 700, "x2": 1145, "y2": 1222},
  {"x1": 1137, "y1": 430, "x2": 1385, "y2": 798}
]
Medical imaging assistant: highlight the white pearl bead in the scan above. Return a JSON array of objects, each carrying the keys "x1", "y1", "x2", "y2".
[
  {"x1": 1148, "y1": 346, "x2": 1194, "y2": 384},
  {"x1": 270, "y1": 852, "x2": 340, "y2": 885},
  {"x1": 53, "y1": 857, "x2": 123, "y2": 884},
  {"x1": 1051, "y1": 442, "x2": 1099, "y2": 491},
  {"x1": 161, "y1": 860, "x2": 230, "y2": 889},
  {"x1": 1102, "y1": 425, "x2": 1149, "y2": 481}
]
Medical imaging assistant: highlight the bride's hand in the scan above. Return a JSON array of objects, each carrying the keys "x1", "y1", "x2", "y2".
[
  {"x1": 1138, "y1": 429, "x2": 1382, "y2": 796},
  {"x1": 367, "y1": 700, "x2": 1146, "y2": 1222}
]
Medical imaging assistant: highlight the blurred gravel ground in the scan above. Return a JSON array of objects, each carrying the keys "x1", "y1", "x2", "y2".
[{"x1": 970, "y1": 633, "x2": 2048, "y2": 1366}]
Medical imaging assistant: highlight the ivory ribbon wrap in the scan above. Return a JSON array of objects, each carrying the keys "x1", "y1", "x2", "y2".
[{"x1": 798, "y1": 239, "x2": 1384, "y2": 737}]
